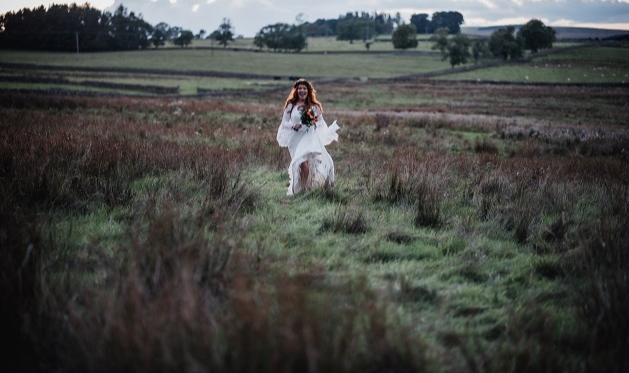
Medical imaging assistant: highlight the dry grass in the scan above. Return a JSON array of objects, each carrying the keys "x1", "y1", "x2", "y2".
[{"x1": 1, "y1": 79, "x2": 628, "y2": 373}]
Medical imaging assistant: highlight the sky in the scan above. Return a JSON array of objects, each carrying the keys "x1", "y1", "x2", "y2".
[{"x1": 2, "y1": 0, "x2": 629, "y2": 37}]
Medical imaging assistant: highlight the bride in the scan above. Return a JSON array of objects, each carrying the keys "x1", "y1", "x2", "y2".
[{"x1": 277, "y1": 79, "x2": 340, "y2": 195}]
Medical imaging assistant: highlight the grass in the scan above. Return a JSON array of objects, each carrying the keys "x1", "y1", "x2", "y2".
[
  {"x1": 0, "y1": 47, "x2": 450, "y2": 78},
  {"x1": 1, "y1": 43, "x2": 626, "y2": 98},
  {"x1": 2, "y1": 74, "x2": 628, "y2": 372},
  {"x1": 191, "y1": 35, "x2": 445, "y2": 53},
  {"x1": 439, "y1": 45, "x2": 629, "y2": 83}
]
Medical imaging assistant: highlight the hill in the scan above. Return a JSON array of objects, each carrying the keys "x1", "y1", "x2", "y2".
[{"x1": 462, "y1": 25, "x2": 629, "y2": 40}]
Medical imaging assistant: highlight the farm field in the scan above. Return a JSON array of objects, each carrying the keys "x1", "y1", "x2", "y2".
[
  {"x1": 1, "y1": 44, "x2": 628, "y2": 98},
  {"x1": 441, "y1": 45, "x2": 629, "y2": 84},
  {"x1": 0, "y1": 47, "x2": 448, "y2": 79},
  {"x1": 2, "y1": 73, "x2": 629, "y2": 372}
]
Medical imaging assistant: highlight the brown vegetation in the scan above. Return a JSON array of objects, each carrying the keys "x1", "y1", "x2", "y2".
[{"x1": 1, "y1": 79, "x2": 628, "y2": 372}]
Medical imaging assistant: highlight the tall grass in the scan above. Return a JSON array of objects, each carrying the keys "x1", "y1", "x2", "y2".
[{"x1": 2, "y1": 81, "x2": 628, "y2": 373}]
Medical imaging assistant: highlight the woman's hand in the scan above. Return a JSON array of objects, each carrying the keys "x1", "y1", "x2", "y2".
[{"x1": 292, "y1": 123, "x2": 302, "y2": 131}]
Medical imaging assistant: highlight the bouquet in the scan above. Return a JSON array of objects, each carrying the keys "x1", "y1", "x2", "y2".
[{"x1": 300, "y1": 106, "x2": 318, "y2": 132}]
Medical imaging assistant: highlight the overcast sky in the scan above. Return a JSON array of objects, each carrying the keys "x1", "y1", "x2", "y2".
[{"x1": 3, "y1": 0, "x2": 629, "y2": 37}]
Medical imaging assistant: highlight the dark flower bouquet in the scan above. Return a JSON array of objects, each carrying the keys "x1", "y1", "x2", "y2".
[{"x1": 300, "y1": 107, "x2": 318, "y2": 131}]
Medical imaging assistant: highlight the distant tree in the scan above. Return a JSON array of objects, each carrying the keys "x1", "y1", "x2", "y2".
[
  {"x1": 488, "y1": 26, "x2": 524, "y2": 60},
  {"x1": 373, "y1": 12, "x2": 394, "y2": 35},
  {"x1": 254, "y1": 23, "x2": 307, "y2": 52},
  {"x1": 302, "y1": 20, "x2": 333, "y2": 37},
  {"x1": 429, "y1": 11, "x2": 464, "y2": 34},
  {"x1": 471, "y1": 39, "x2": 491, "y2": 63},
  {"x1": 284, "y1": 25, "x2": 307, "y2": 52},
  {"x1": 0, "y1": 3, "x2": 154, "y2": 51},
  {"x1": 446, "y1": 34, "x2": 471, "y2": 67},
  {"x1": 214, "y1": 18, "x2": 234, "y2": 48},
  {"x1": 392, "y1": 24, "x2": 418, "y2": 50},
  {"x1": 253, "y1": 32, "x2": 265, "y2": 50},
  {"x1": 430, "y1": 27, "x2": 450, "y2": 59},
  {"x1": 150, "y1": 29, "x2": 166, "y2": 48},
  {"x1": 153, "y1": 22, "x2": 171, "y2": 39},
  {"x1": 410, "y1": 13, "x2": 430, "y2": 34},
  {"x1": 109, "y1": 5, "x2": 152, "y2": 50},
  {"x1": 255, "y1": 23, "x2": 290, "y2": 51},
  {"x1": 196, "y1": 29, "x2": 206, "y2": 40},
  {"x1": 337, "y1": 18, "x2": 374, "y2": 44},
  {"x1": 172, "y1": 29, "x2": 194, "y2": 48},
  {"x1": 517, "y1": 19, "x2": 556, "y2": 53},
  {"x1": 393, "y1": 12, "x2": 402, "y2": 28}
]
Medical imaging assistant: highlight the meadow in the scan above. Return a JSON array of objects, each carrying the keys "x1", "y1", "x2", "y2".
[
  {"x1": 1, "y1": 40, "x2": 628, "y2": 373},
  {"x1": 3, "y1": 38, "x2": 624, "y2": 96}
]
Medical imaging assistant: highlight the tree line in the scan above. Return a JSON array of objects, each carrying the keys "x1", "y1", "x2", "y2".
[
  {"x1": 423, "y1": 20, "x2": 556, "y2": 68},
  {"x1": 0, "y1": 3, "x2": 235, "y2": 51},
  {"x1": 0, "y1": 3, "x2": 556, "y2": 63},
  {"x1": 252, "y1": 10, "x2": 464, "y2": 52},
  {"x1": 0, "y1": 4, "x2": 466, "y2": 53},
  {"x1": 0, "y1": 4, "x2": 154, "y2": 51}
]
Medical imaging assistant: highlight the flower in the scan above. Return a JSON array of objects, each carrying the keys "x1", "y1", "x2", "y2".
[{"x1": 300, "y1": 107, "x2": 318, "y2": 131}]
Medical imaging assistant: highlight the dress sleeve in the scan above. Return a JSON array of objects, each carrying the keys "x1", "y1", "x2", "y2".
[
  {"x1": 314, "y1": 107, "x2": 340, "y2": 146},
  {"x1": 276, "y1": 104, "x2": 295, "y2": 147}
]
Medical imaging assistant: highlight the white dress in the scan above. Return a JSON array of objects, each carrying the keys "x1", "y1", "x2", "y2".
[{"x1": 276, "y1": 103, "x2": 340, "y2": 195}]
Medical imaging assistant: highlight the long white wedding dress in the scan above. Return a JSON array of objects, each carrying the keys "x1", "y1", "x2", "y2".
[{"x1": 276, "y1": 104, "x2": 340, "y2": 195}]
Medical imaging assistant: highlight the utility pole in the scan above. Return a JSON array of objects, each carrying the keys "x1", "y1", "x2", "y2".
[{"x1": 75, "y1": 32, "x2": 79, "y2": 55}]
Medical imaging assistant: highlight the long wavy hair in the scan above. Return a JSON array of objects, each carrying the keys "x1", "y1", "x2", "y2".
[{"x1": 284, "y1": 78, "x2": 323, "y2": 113}]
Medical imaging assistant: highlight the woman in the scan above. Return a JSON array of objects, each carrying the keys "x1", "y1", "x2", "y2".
[{"x1": 277, "y1": 79, "x2": 340, "y2": 195}]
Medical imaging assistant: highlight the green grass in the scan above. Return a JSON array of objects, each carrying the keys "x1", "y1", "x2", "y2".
[
  {"x1": 2, "y1": 43, "x2": 624, "y2": 97},
  {"x1": 438, "y1": 45, "x2": 629, "y2": 83},
  {"x1": 2, "y1": 82, "x2": 628, "y2": 371},
  {"x1": 189, "y1": 35, "x2": 444, "y2": 53},
  {"x1": 0, "y1": 48, "x2": 450, "y2": 78}
]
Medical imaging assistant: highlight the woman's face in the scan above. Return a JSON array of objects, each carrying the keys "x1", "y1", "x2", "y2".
[{"x1": 296, "y1": 84, "x2": 309, "y2": 101}]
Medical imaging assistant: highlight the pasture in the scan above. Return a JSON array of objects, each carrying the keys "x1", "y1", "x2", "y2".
[
  {"x1": 1, "y1": 40, "x2": 628, "y2": 373},
  {"x1": 1, "y1": 42, "x2": 628, "y2": 98}
]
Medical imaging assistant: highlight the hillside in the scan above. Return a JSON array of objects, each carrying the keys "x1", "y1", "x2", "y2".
[{"x1": 462, "y1": 25, "x2": 629, "y2": 40}]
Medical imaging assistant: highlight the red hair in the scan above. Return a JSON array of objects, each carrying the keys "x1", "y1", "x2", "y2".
[{"x1": 284, "y1": 78, "x2": 323, "y2": 113}]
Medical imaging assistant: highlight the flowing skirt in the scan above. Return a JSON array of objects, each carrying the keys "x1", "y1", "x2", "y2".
[{"x1": 277, "y1": 120, "x2": 339, "y2": 196}]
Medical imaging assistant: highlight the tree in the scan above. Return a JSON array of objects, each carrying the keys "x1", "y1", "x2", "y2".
[
  {"x1": 430, "y1": 27, "x2": 449, "y2": 59},
  {"x1": 150, "y1": 29, "x2": 166, "y2": 48},
  {"x1": 410, "y1": 13, "x2": 430, "y2": 34},
  {"x1": 172, "y1": 29, "x2": 194, "y2": 48},
  {"x1": 254, "y1": 23, "x2": 307, "y2": 52},
  {"x1": 517, "y1": 19, "x2": 556, "y2": 53},
  {"x1": 153, "y1": 22, "x2": 171, "y2": 39},
  {"x1": 255, "y1": 23, "x2": 290, "y2": 51},
  {"x1": 109, "y1": 5, "x2": 152, "y2": 50},
  {"x1": 373, "y1": 12, "x2": 394, "y2": 35},
  {"x1": 471, "y1": 39, "x2": 491, "y2": 63},
  {"x1": 429, "y1": 11, "x2": 464, "y2": 34},
  {"x1": 337, "y1": 18, "x2": 373, "y2": 44},
  {"x1": 488, "y1": 26, "x2": 523, "y2": 60},
  {"x1": 446, "y1": 34, "x2": 471, "y2": 67},
  {"x1": 392, "y1": 24, "x2": 418, "y2": 50},
  {"x1": 214, "y1": 18, "x2": 234, "y2": 48},
  {"x1": 283, "y1": 26, "x2": 307, "y2": 52}
]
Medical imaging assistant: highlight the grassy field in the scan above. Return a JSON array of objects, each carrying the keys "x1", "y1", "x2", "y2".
[
  {"x1": 440, "y1": 45, "x2": 629, "y2": 83},
  {"x1": 1, "y1": 39, "x2": 614, "y2": 97},
  {"x1": 192, "y1": 35, "x2": 444, "y2": 52},
  {"x1": 2, "y1": 71, "x2": 628, "y2": 372},
  {"x1": 0, "y1": 47, "x2": 448, "y2": 78},
  {"x1": 1, "y1": 38, "x2": 629, "y2": 372}
]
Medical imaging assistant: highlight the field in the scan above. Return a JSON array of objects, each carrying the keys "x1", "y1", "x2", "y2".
[{"x1": 1, "y1": 40, "x2": 629, "y2": 373}]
